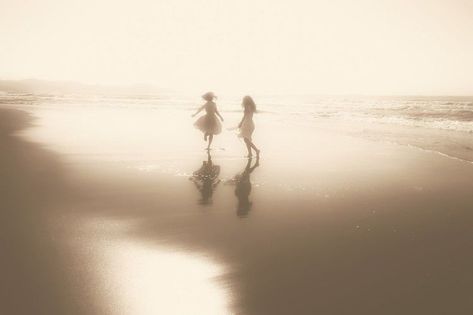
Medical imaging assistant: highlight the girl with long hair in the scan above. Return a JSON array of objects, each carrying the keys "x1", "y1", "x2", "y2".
[{"x1": 238, "y1": 95, "x2": 260, "y2": 157}]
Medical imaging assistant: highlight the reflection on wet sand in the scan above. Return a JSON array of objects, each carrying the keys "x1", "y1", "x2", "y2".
[
  {"x1": 227, "y1": 157, "x2": 260, "y2": 217},
  {"x1": 189, "y1": 151, "x2": 221, "y2": 205},
  {"x1": 94, "y1": 235, "x2": 230, "y2": 315}
]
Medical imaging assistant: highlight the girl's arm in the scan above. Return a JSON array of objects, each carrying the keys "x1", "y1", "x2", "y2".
[
  {"x1": 216, "y1": 109, "x2": 224, "y2": 122},
  {"x1": 192, "y1": 105, "x2": 205, "y2": 117},
  {"x1": 238, "y1": 113, "x2": 247, "y2": 128}
]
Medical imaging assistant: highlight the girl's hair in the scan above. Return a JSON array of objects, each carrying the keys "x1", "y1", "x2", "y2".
[
  {"x1": 242, "y1": 95, "x2": 256, "y2": 113},
  {"x1": 202, "y1": 92, "x2": 216, "y2": 102}
]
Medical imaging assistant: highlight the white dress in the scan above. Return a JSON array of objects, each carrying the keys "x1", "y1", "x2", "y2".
[
  {"x1": 194, "y1": 101, "x2": 222, "y2": 135},
  {"x1": 239, "y1": 110, "x2": 255, "y2": 140}
]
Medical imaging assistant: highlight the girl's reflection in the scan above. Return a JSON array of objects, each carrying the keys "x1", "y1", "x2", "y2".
[
  {"x1": 232, "y1": 157, "x2": 260, "y2": 217},
  {"x1": 190, "y1": 151, "x2": 221, "y2": 205}
]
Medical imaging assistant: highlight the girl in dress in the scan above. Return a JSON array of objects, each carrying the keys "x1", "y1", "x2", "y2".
[
  {"x1": 238, "y1": 95, "x2": 260, "y2": 157},
  {"x1": 192, "y1": 92, "x2": 224, "y2": 150}
]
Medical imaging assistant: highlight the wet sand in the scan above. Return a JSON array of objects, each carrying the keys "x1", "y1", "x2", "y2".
[
  {"x1": 0, "y1": 108, "x2": 98, "y2": 314},
  {"x1": 2, "y1": 107, "x2": 473, "y2": 314}
]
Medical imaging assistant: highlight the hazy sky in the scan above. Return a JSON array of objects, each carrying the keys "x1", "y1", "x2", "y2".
[{"x1": 1, "y1": 0, "x2": 472, "y2": 94}]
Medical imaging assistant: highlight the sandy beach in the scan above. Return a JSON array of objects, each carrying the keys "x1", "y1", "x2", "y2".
[{"x1": 1, "y1": 104, "x2": 473, "y2": 315}]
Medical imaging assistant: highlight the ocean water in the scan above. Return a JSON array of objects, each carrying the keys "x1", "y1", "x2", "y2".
[
  {"x1": 1, "y1": 93, "x2": 473, "y2": 163},
  {"x1": 2, "y1": 93, "x2": 473, "y2": 131}
]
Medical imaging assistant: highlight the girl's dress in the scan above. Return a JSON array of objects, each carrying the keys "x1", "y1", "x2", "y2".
[
  {"x1": 239, "y1": 109, "x2": 255, "y2": 140},
  {"x1": 194, "y1": 101, "x2": 222, "y2": 135}
]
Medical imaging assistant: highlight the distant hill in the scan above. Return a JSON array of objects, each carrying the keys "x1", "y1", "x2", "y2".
[{"x1": 0, "y1": 79, "x2": 170, "y2": 95}]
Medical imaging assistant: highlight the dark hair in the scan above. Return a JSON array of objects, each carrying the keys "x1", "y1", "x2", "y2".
[{"x1": 242, "y1": 95, "x2": 256, "y2": 113}]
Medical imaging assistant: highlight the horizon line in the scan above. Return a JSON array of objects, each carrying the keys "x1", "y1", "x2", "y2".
[{"x1": 1, "y1": 78, "x2": 473, "y2": 98}]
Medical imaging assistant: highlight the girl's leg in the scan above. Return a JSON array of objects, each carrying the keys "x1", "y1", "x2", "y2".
[
  {"x1": 244, "y1": 138, "x2": 252, "y2": 157},
  {"x1": 245, "y1": 139, "x2": 259, "y2": 156},
  {"x1": 249, "y1": 141, "x2": 260, "y2": 155},
  {"x1": 204, "y1": 133, "x2": 208, "y2": 141},
  {"x1": 208, "y1": 134, "x2": 213, "y2": 149}
]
